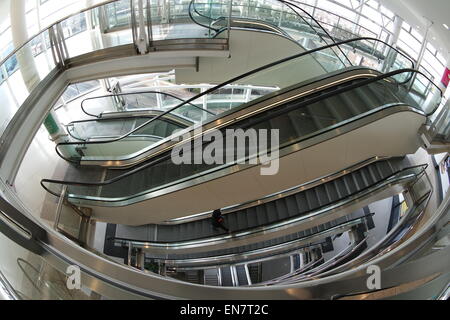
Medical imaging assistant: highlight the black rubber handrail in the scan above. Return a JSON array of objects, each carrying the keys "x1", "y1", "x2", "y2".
[
  {"x1": 80, "y1": 90, "x2": 215, "y2": 118},
  {"x1": 41, "y1": 69, "x2": 441, "y2": 198},
  {"x1": 66, "y1": 111, "x2": 192, "y2": 142},
  {"x1": 54, "y1": 37, "x2": 419, "y2": 164},
  {"x1": 189, "y1": 0, "x2": 352, "y2": 66},
  {"x1": 278, "y1": 0, "x2": 352, "y2": 65},
  {"x1": 188, "y1": 0, "x2": 220, "y2": 32},
  {"x1": 211, "y1": 16, "x2": 294, "y2": 40}
]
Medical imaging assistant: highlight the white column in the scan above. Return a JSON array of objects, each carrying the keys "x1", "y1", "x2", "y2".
[
  {"x1": 382, "y1": 15, "x2": 403, "y2": 73},
  {"x1": 11, "y1": 0, "x2": 67, "y2": 143},
  {"x1": 136, "y1": 0, "x2": 148, "y2": 54},
  {"x1": 415, "y1": 19, "x2": 434, "y2": 70},
  {"x1": 10, "y1": 0, "x2": 40, "y2": 91}
]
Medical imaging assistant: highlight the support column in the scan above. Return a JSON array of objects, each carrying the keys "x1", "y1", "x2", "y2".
[
  {"x1": 415, "y1": 19, "x2": 434, "y2": 70},
  {"x1": 382, "y1": 15, "x2": 403, "y2": 73},
  {"x1": 85, "y1": 0, "x2": 105, "y2": 51},
  {"x1": 10, "y1": 0, "x2": 40, "y2": 91},
  {"x1": 388, "y1": 15, "x2": 403, "y2": 47},
  {"x1": 11, "y1": 0, "x2": 68, "y2": 143},
  {"x1": 136, "y1": 0, "x2": 148, "y2": 54}
]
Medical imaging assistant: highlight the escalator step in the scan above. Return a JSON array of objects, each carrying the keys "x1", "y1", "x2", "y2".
[
  {"x1": 285, "y1": 196, "x2": 299, "y2": 217},
  {"x1": 352, "y1": 170, "x2": 367, "y2": 190},
  {"x1": 235, "y1": 265, "x2": 248, "y2": 286},
  {"x1": 256, "y1": 205, "x2": 269, "y2": 225},
  {"x1": 324, "y1": 182, "x2": 340, "y2": 202},
  {"x1": 236, "y1": 211, "x2": 249, "y2": 230},
  {"x1": 333, "y1": 178, "x2": 348, "y2": 198},
  {"x1": 315, "y1": 184, "x2": 330, "y2": 207},
  {"x1": 305, "y1": 189, "x2": 320, "y2": 210},
  {"x1": 269, "y1": 116, "x2": 297, "y2": 145},
  {"x1": 360, "y1": 167, "x2": 375, "y2": 186},
  {"x1": 264, "y1": 202, "x2": 279, "y2": 223},
  {"x1": 275, "y1": 199, "x2": 289, "y2": 220},
  {"x1": 294, "y1": 192, "x2": 310, "y2": 213},
  {"x1": 343, "y1": 174, "x2": 358, "y2": 194},
  {"x1": 246, "y1": 208, "x2": 259, "y2": 228},
  {"x1": 368, "y1": 163, "x2": 383, "y2": 182},
  {"x1": 376, "y1": 160, "x2": 394, "y2": 178}
]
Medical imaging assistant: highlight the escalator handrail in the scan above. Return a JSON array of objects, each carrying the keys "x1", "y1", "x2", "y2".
[
  {"x1": 211, "y1": 16, "x2": 295, "y2": 40},
  {"x1": 54, "y1": 37, "x2": 421, "y2": 164},
  {"x1": 278, "y1": 0, "x2": 353, "y2": 65},
  {"x1": 188, "y1": 0, "x2": 221, "y2": 32},
  {"x1": 259, "y1": 239, "x2": 363, "y2": 285},
  {"x1": 66, "y1": 110, "x2": 193, "y2": 142},
  {"x1": 190, "y1": 0, "x2": 352, "y2": 66},
  {"x1": 315, "y1": 189, "x2": 433, "y2": 279},
  {"x1": 280, "y1": 237, "x2": 370, "y2": 284},
  {"x1": 80, "y1": 90, "x2": 216, "y2": 119}
]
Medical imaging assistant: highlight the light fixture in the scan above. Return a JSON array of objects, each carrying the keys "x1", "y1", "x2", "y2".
[{"x1": 444, "y1": 23, "x2": 449, "y2": 30}]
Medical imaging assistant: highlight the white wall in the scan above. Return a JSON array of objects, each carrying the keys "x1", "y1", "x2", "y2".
[{"x1": 176, "y1": 29, "x2": 325, "y2": 86}]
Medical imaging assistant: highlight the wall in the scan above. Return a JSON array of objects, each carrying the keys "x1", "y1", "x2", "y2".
[{"x1": 175, "y1": 29, "x2": 325, "y2": 86}]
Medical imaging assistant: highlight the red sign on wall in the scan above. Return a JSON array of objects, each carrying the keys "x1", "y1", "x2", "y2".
[{"x1": 442, "y1": 67, "x2": 450, "y2": 88}]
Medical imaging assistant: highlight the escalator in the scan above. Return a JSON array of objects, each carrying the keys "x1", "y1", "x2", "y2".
[
  {"x1": 103, "y1": 158, "x2": 427, "y2": 268},
  {"x1": 62, "y1": 91, "x2": 213, "y2": 160},
  {"x1": 67, "y1": 111, "x2": 192, "y2": 141},
  {"x1": 52, "y1": 38, "x2": 417, "y2": 167},
  {"x1": 111, "y1": 158, "x2": 408, "y2": 244}
]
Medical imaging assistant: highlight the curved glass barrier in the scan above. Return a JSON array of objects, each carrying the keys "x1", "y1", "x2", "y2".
[
  {"x1": 189, "y1": 0, "x2": 401, "y2": 69},
  {"x1": 43, "y1": 68, "x2": 442, "y2": 202},
  {"x1": 0, "y1": 188, "x2": 448, "y2": 299},
  {"x1": 54, "y1": 37, "x2": 416, "y2": 164},
  {"x1": 81, "y1": 90, "x2": 215, "y2": 120},
  {"x1": 190, "y1": 0, "x2": 336, "y2": 49}
]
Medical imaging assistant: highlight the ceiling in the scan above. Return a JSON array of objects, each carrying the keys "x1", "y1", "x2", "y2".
[{"x1": 378, "y1": 0, "x2": 450, "y2": 62}]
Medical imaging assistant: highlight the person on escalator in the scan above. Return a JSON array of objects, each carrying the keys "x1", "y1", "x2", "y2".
[{"x1": 212, "y1": 209, "x2": 230, "y2": 233}]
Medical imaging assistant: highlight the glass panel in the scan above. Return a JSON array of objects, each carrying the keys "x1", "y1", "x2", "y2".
[
  {"x1": 60, "y1": 1, "x2": 133, "y2": 58},
  {"x1": 0, "y1": 28, "x2": 56, "y2": 137},
  {"x1": 0, "y1": 232, "x2": 107, "y2": 300}
]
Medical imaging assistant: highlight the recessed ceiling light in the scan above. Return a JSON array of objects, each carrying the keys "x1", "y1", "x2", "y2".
[{"x1": 444, "y1": 23, "x2": 449, "y2": 30}]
